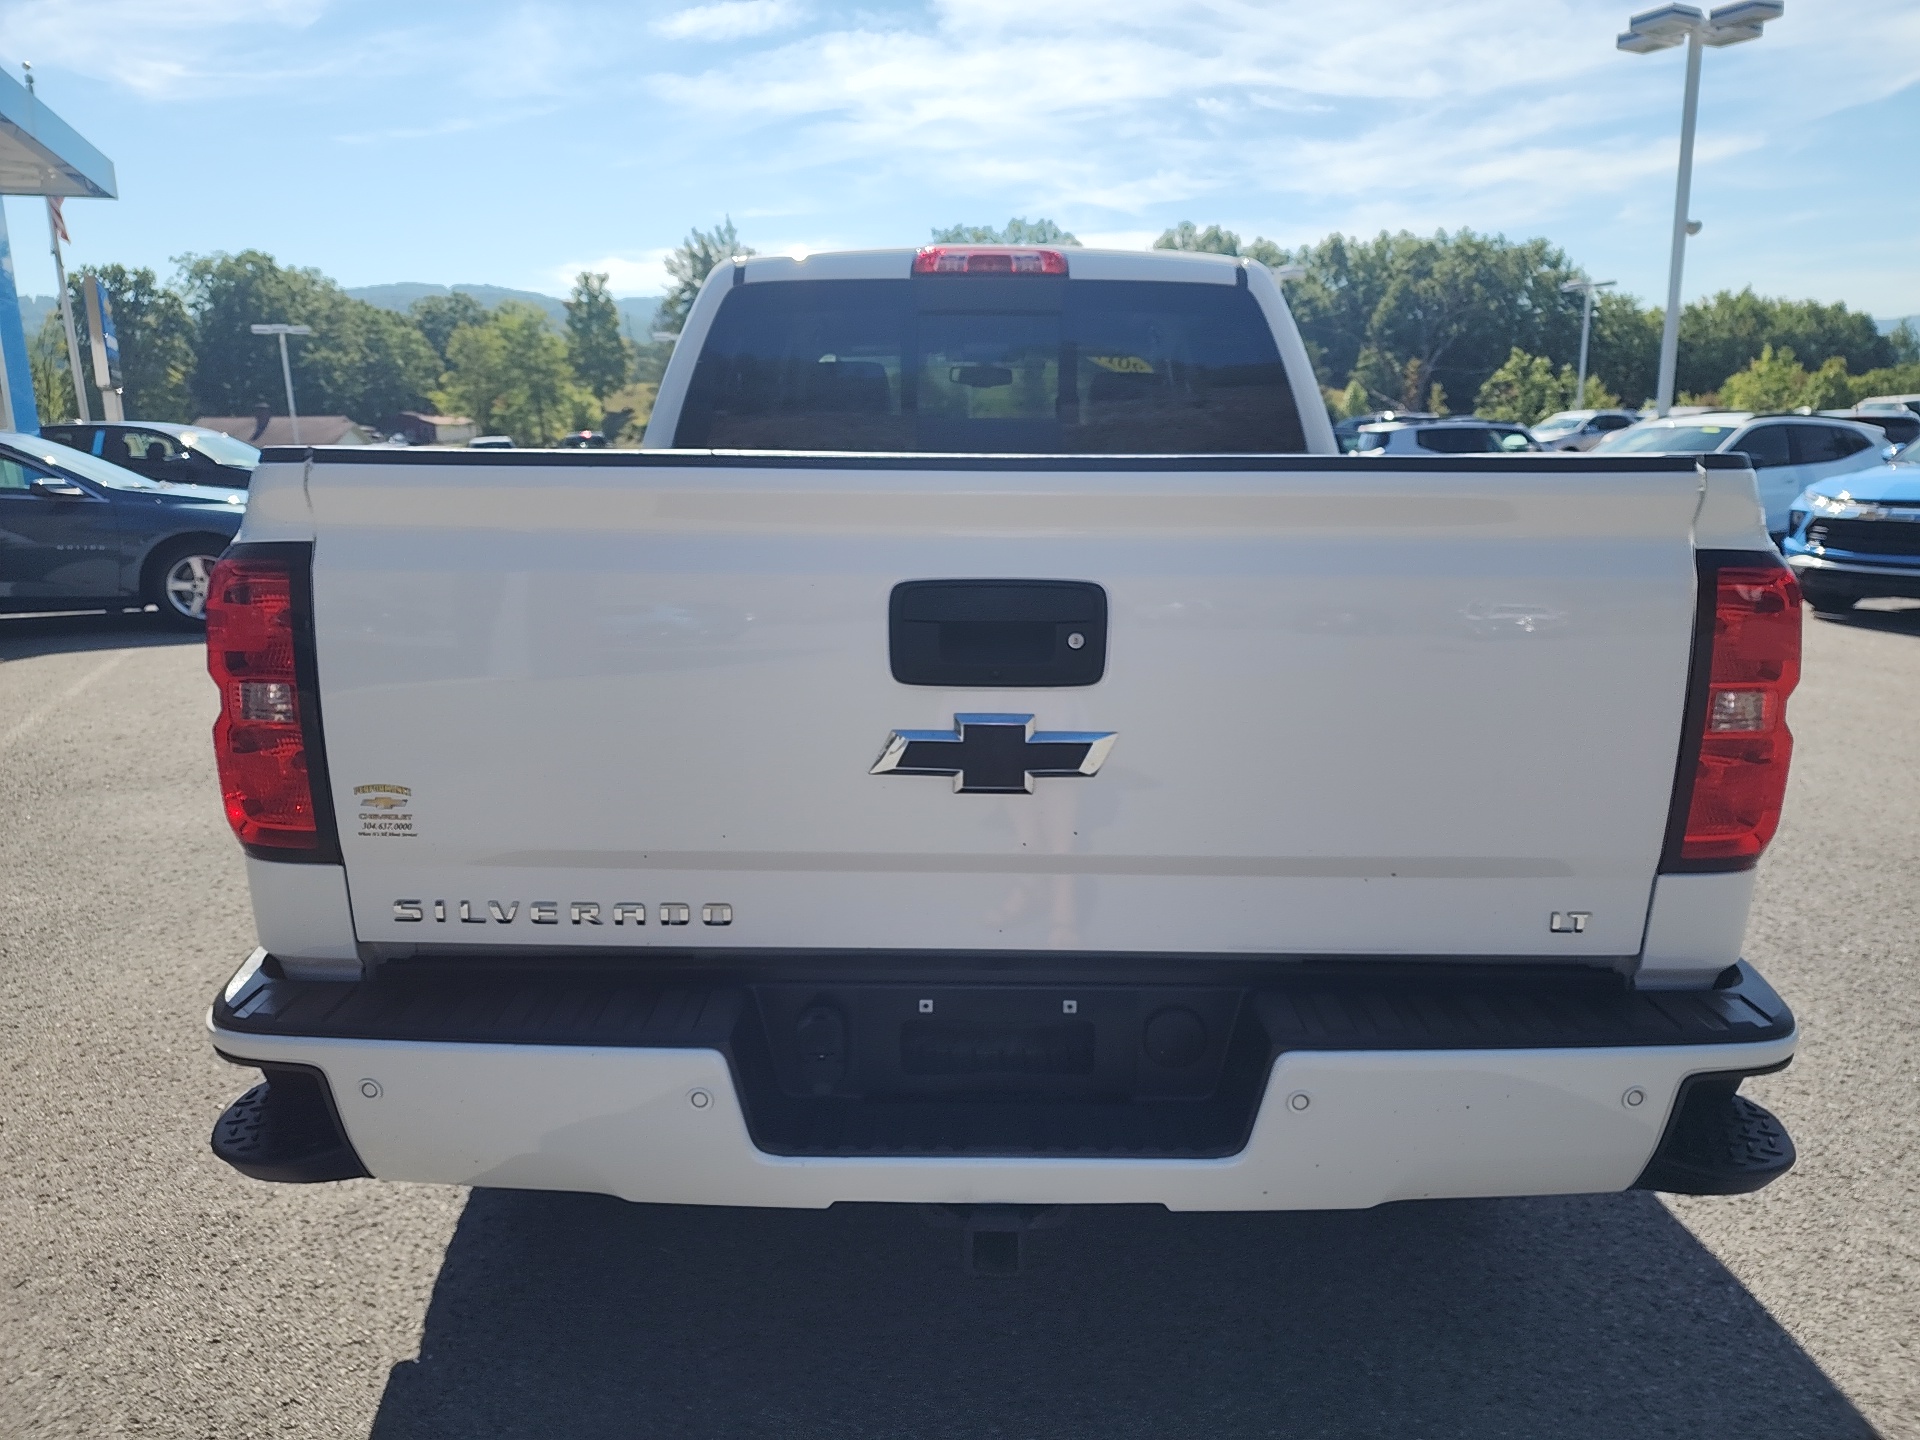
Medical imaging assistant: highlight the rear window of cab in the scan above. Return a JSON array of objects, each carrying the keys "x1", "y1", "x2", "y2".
[{"x1": 673, "y1": 277, "x2": 1307, "y2": 454}]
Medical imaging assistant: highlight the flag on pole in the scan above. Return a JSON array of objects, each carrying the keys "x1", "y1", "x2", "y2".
[{"x1": 47, "y1": 196, "x2": 70, "y2": 245}]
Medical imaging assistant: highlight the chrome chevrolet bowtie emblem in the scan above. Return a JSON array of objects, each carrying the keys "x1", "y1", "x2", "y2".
[{"x1": 870, "y1": 713, "x2": 1118, "y2": 794}]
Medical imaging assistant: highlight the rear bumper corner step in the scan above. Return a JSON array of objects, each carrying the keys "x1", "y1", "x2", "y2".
[
  {"x1": 210, "y1": 1063, "x2": 370, "y2": 1184},
  {"x1": 1633, "y1": 1071, "x2": 1795, "y2": 1195}
]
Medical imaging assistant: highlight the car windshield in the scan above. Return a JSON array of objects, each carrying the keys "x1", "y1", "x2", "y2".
[
  {"x1": 23, "y1": 437, "x2": 173, "y2": 490},
  {"x1": 181, "y1": 430, "x2": 260, "y2": 468},
  {"x1": 1600, "y1": 423, "x2": 1732, "y2": 454},
  {"x1": 675, "y1": 277, "x2": 1308, "y2": 453}
]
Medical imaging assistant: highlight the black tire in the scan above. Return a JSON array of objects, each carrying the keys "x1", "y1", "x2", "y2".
[
  {"x1": 1798, "y1": 578, "x2": 1855, "y2": 617},
  {"x1": 144, "y1": 537, "x2": 226, "y2": 630}
]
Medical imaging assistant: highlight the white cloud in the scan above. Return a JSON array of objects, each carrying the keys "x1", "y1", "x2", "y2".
[
  {"x1": 654, "y1": 0, "x2": 805, "y2": 42},
  {"x1": 1075, "y1": 229, "x2": 1163, "y2": 250},
  {"x1": 552, "y1": 249, "x2": 677, "y2": 294},
  {"x1": 644, "y1": 0, "x2": 1920, "y2": 227},
  {"x1": 0, "y1": 0, "x2": 640, "y2": 102},
  {"x1": 0, "y1": 0, "x2": 341, "y2": 98}
]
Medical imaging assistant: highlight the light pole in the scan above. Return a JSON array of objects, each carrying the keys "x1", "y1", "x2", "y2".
[
  {"x1": 249, "y1": 323, "x2": 313, "y2": 443},
  {"x1": 1619, "y1": 2, "x2": 1782, "y2": 416},
  {"x1": 1561, "y1": 278, "x2": 1617, "y2": 409}
]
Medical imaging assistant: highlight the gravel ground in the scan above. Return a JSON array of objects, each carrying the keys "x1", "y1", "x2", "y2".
[{"x1": 0, "y1": 604, "x2": 1912, "y2": 1439}]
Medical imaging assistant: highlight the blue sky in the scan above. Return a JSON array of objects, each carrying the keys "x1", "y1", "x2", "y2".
[{"x1": 1, "y1": 0, "x2": 1916, "y2": 316}]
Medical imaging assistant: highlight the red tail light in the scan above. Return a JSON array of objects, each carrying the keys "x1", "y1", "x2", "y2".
[
  {"x1": 913, "y1": 246, "x2": 1069, "y2": 276},
  {"x1": 1673, "y1": 564, "x2": 1801, "y2": 866},
  {"x1": 207, "y1": 555, "x2": 320, "y2": 852}
]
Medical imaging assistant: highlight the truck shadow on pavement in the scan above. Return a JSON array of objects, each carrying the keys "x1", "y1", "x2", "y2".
[
  {"x1": 1820, "y1": 599, "x2": 1920, "y2": 641},
  {"x1": 369, "y1": 1189, "x2": 1872, "y2": 1440},
  {"x1": 0, "y1": 609, "x2": 200, "y2": 661}
]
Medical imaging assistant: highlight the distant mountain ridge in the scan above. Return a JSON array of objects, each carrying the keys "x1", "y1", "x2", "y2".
[
  {"x1": 14, "y1": 286, "x2": 665, "y2": 339},
  {"x1": 345, "y1": 283, "x2": 665, "y2": 337}
]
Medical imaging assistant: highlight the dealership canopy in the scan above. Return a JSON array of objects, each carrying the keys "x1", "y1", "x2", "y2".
[{"x1": 0, "y1": 67, "x2": 117, "y2": 431}]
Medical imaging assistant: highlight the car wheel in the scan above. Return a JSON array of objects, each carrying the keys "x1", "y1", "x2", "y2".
[
  {"x1": 1798, "y1": 577, "x2": 1855, "y2": 617},
  {"x1": 147, "y1": 539, "x2": 225, "y2": 629}
]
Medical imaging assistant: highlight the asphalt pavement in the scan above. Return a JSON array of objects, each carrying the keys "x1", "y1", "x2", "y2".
[{"x1": 1, "y1": 603, "x2": 1915, "y2": 1439}]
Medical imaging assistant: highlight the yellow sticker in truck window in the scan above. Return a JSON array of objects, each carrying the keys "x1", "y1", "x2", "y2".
[{"x1": 1086, "y1": 355, "x2": 1155, "y2": 373}]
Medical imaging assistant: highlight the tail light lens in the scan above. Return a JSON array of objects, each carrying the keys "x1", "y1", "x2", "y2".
[
  {"x1": 206, "y1": 556, "x2": 320, "y2": 852},
  {"x1": 1672, "y1": 563, "x2": 1801, "y2": 866},
  {"x1": 913, "y1": 246, "x2": 1069, "y2": 276}
]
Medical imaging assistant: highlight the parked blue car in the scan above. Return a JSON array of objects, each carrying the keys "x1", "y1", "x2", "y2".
[
  {"x1": 0, "y1": 431, "x2": 246, "y2": 628},
  {"x1": 1782, "y1": 446, "x2": 1920, "y2": 614}
]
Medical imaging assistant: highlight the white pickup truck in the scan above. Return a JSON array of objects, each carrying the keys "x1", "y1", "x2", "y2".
[{"x1": 206, "y1": 245, "x2": 1802, "y2": 1234}]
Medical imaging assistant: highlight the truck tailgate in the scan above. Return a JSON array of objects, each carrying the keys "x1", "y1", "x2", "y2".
[{"x1": 306, "y1": 454, "x2": 1704, "y2": 960}]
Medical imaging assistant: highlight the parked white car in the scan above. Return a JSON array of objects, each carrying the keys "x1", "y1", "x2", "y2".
[
  {"x1": 1352, "y1": 418, "x2": 1538, "y2": 454},
  {"x1": 1594, "y1": 412, "x2": 1892, "y2": 535},
  {"x1": 1530, "y1": 409, "x2": 1641, "y2": 451}
]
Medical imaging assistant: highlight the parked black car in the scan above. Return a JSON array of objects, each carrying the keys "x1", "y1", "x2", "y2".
[
  {"x1": 39, "y1": 421, "x2": 261, "y2": 490},
  {"x1": 0, "y1": 431, "x2": 246, "y2": 627}
]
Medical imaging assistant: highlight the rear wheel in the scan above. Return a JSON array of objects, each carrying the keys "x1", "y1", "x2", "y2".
[{"x1": 146, "y1": 539, "x2": 225, "y2": 629}]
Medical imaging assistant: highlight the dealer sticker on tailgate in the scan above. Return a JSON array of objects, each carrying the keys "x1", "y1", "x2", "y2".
[{"x1": 354, "y1": 783, "x2": 416, "y2": 839}]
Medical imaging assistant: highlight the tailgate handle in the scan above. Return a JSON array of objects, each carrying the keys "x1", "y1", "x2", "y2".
[{"x1": 890, "y1": 580, "x2": 1107, "y2": 687}]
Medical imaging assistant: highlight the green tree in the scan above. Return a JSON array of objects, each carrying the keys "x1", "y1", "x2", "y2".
[
  {"x1": 659, "y1": 218, "x2": 755, "y2": 333},
  {"x1": 1717, "y1": 343, "x2": 1854, "y2": 412},
  {"x1": 1164, "y1": 225, "x2": 1755, "y2": 410},
  {"x1": 1475, "y1": 347, "x2": 1621, "y2": 424},
  {"x1": 1675, "y1": 290, "x2": 1890, "y2": 400},
  {"x1": 63, "y1": 265, "x2": 198, "y2": 421},
  {"x1": 1153, "y1": 221, "x2": 1286, "y2": 268},
  {"x1": 1326, "y1": 376, "x2": 1371, "y2": 421},
  {"x1": 1140, "y1": 224, "x2": 1900, "y2": 414},
  {"x1": 933, "y1": 217, "x2": 1081, "y2": 246},
  {"x1": 1156, "y1": 220, "x2": 1240, "y2": 255},
  {"x1": 565, "y1": 271, "x2": 631, "y2": 400},
  {"x1": 1881, "y1": 320, "x2": 1912, "y2": 366},
  {"x1": 29, "y1": 312, "x2": 75, "y2": 423},
  {"x1": 1718, "y1": 344, "x2": 1805, "y2": 410},
  {"x1": 1845, "y1": 362, "x2": 1920, "y2": 403},
  {"x1": 1237, "y1": 230, "x2": 1587, "y2": 410},
  {"x1": 1888, "y1": 319, "x2": 1920, "y2": 367},
  {"x1": 178, "y1": 250, "x2": 437, "y2": 421},
  {"x1": 432, "y1": 300, "x2": 598, "y2": 446},
  {"x1": 1376, "y1": 233, "x2": 1585, "y2": 411},
  {"x1": 1586, "y1": 292, "x2": 1661, "y2": 409},
  {"x1": 1475, "y1": 349, "x2": 1561, "y2": 423},
  {"x1": 409, "y1": 291, "x2": 490, "y2": 366},
  {"x1": 630, "y1": 336, "x2": 675, "y2": 386}
]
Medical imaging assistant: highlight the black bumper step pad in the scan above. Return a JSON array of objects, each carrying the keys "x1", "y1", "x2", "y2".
[
  {"x1": 1634, "y1": 1074, "x2": 1796, "y2": 1195},
  {"x1": 210, "y1": 1064, "x2": 368, "y2": 1183},
  {"x1": 212, "y1": 958, "x2": 1793, "y2": 1166}
]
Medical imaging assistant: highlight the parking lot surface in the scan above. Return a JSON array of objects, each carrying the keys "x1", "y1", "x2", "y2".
[{"x1": 1, "y1": 605, "x2": 1914, "y2": 1439}]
